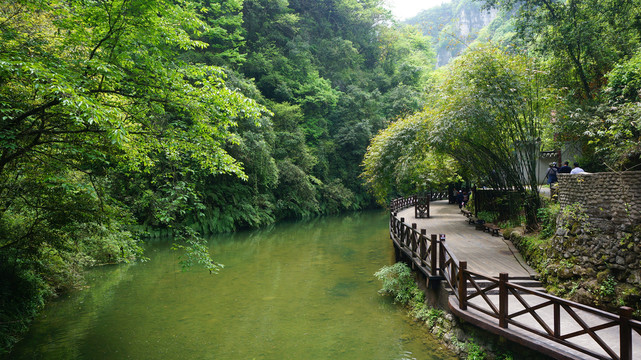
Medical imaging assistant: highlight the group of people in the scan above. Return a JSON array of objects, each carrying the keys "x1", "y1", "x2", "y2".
[{"x1": 545, "y1": 161, "x2": 585, "y2": 185}]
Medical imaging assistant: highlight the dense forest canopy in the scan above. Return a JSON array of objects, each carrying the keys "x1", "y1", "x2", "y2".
[
  {"x1": 2, "y1": 0, "x2": 641, "y2": 353},
  {"x1": 0, "y1": 0, "x2": 433, "y2": 351}
]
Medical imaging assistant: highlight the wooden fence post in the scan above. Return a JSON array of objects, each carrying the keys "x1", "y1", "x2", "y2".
[
  {"x1": 499, "y1": 273, "x2": 509, "y2": 328},
  {"x1": 438, "y1": 234, "x2": 445, "y2": 275},
  {"x1": 430, "y1": 234, "x2": 437, "y2": 277},
  {"x1": 458, "y1": 261, "x2": 467, "y2": 310},
  {"x1": 620, "y1": 306, "x2": 633, "y2": 360},
  {"x1": 400, "y1": 218, "x2": 406, "y2": 247},
  {"x1": 411, "y1": 224, "x2": 417, "y2": 253},
  {"x1": 420, "y1": 229, "x2": 427, "y2": 263}
]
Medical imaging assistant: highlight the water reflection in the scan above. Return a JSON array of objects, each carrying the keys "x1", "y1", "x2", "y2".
[{"x1": 7, "y1": 211, "x2": 456, "y2": 360}]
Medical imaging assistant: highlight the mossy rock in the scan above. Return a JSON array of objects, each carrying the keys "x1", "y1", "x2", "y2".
[
  {"x1": 571, "y1": 287, "x2": 597, "y2": 306},
  {"x1": 596, "y1": 270, "x2": 612, "y2": 283}
]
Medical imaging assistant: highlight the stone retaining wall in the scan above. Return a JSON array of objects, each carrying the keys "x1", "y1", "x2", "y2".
[
  {"x1": 558, "y1": 172, "x2": 641, "y2": 227},
  {"x1": 553, "y1": 172, "x2": 641, "y2": 290}
]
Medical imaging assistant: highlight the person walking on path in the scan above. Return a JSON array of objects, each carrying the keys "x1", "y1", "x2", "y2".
[
  {"x1": 456, "y1": 190, "x2": 464, "y2": 209},
  {"x1": 545, "y1": 163, "x2": 558, "y2": 185},
  {"x1": 570, "y1": 162, "x2": 585, "y2": 174}
]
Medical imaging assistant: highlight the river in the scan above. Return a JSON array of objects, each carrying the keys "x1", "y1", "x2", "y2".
[{"x1": 7, "y1": 210, "x2": 457, "y2": 360}]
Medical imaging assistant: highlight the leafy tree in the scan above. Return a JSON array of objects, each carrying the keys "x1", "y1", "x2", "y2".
[
  {"x1": 0, "y1": 0, "x2": 265, "y2": 351},
  {"x1": 239, "y1": 0, "x2": 435, "y2": 212},
  {"x1": 606, "y1": 49, "x2": 641, "y2": 104},
  {"x1": 190, "y1": 0, "x2": 247, "y2": 66},
  {"x1": 0, "y1": 0, "x2": 266, "y2": 264},
  {"x1": 361, "y1": 113, "x2": 459, "y2": 205},
  {"x1": 482, "y1": 0, "x2": 641, "y2": 100},
  {"x1": 585, "y1": 103, "x2": 641, "y2": 170},
  {"x1": 427, "y1": 45, "x2": 554, "y2": 228}
]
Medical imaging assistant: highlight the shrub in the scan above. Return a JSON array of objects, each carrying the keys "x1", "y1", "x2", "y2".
[
  {"x1": 412, "y1": 305, "x2": 444, "y2": 327},
  {"x1": 476, "y1": 211, "x2": 498, "y2": 223},
  {"x1": 374, "y1": 262, "x2": 424, "y2": 305},
  {"x1": 537, "y1": 203, "x2": 560, "y2": 239},
  {"x1": 466, "y1": 340, "x2": 486, "y2": 360},
  {"x1": 0, "y1": 254, "x2": 51, "y2": 354}
]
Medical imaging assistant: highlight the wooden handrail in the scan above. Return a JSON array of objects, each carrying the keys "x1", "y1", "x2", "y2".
[
  {"x1": 388, "y1": 197, "x2": 639, "y2": 360},
  {"x1": 389, "y1": 192, "x2": 447, "y2": 213}
]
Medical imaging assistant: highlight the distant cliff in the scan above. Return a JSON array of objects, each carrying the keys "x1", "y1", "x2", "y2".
[{"x1": 406, "y1": 0, "x2": 508, "y2": 67}]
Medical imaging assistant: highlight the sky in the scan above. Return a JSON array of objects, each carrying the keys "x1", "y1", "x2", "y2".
[{"x1": 384, "y1": 0, "x2": 451, "y2": 20}]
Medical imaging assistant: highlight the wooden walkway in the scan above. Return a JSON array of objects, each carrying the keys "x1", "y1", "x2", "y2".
[
  {"x1": 397, "y1": 202, "x2": 536, "y2": 278},
  {"x1": 393, "y1": 200, "x2": 641, "y2": 360}
]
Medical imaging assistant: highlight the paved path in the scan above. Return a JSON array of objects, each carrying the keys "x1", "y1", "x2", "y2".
[
  {"x1": 397, "y1": 200, "x2": 537, "y2": 279},
  {"x1": 395, "y1": 200, "x2": 641, "y2": 360}
]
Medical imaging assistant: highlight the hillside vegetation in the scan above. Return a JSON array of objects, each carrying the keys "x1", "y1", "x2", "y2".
[
  {"x1": 3, "y1": 0, "x2": 641, "y2": 353},
  {"x1": 0, "y1": 0, "x2": 432, "y2": 352}
]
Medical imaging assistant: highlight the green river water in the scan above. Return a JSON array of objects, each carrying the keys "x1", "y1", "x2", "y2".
[{"x1": 7, "y1": 211, "x2": 457, "y2": 360}]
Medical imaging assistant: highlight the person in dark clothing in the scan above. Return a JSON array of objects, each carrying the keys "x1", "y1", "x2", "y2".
[
  {"x1": 456, "y1": 190, "x2": 464, "y2": 209},
  {"x1": 558, "y1": 161, "x2": 572, "y2": 174},
  {"x1": 545, "y1": 163, "x2": 558, "y2": 185}
]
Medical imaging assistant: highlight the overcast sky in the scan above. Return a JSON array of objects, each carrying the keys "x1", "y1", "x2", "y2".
[{"x1": 384, "y1": 0, "x2": 451, "y2": 20}]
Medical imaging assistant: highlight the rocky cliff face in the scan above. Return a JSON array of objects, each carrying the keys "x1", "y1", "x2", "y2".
[
  {"x1": 437, "y1": 6, "x2": 497, "y2": 66},
  {"x1": 407, "y1": 0, "x2": 499, "y2": 67}
]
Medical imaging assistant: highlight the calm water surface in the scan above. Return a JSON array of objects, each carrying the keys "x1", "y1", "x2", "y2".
[{"x1": 8, "y1": 211, "x2": 457, "y2": 360}]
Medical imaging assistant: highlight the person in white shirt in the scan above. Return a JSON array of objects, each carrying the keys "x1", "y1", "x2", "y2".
[{"x1": 570, "y1": 162, "x2": 585, "y2": 174}]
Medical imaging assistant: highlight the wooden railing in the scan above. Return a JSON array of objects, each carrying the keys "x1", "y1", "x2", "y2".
[
  {"x1": 455, "y1": 268, "x2": 641, "y2": 360},
  {"x1": 389, "y1": 215, "x2": 439, "y2": 279},
  {"x1": 389, "y1": 195, "x2": 641, "y2": 360},
  {"x1": 389, "y1": 192, "x2": 447, "y2": 213}
]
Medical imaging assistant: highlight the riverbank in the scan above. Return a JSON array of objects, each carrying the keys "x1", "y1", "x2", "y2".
[{"x1": 376, "y1": 261, "x2": 549, "y2": 359}]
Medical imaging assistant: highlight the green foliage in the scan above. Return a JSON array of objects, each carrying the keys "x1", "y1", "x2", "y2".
[
  {"x1": 374, "y1": 262, "x2": 424, "y2": 305},
  {"x1": 412, "y1": 305, "x2": 444, "y2": 328},
  {"x1": 171, "y1": 228, "x2": 224, "y2": 274},
  {"x1": 496, "y1": 353, "x2": 514, "y2": 360},
  {"x1": 484, "y1": 0, "x2": 641, "y2": 100},
  {"x1": 0, "y1": 254, "x2": 50, "y2": 353},
  {"x1": 13, "y1": 0, "x2": 641, "y2": 353},
  {"x1": 426, "y1": 45, "x2": 549, "y2": 228},
  {"x1": 537, "y1": 203, "x2": 560, "y2": 239},
  {"x1": 607, "y1": 50, "x2": 641, "y2": 104},
  {"x1": 466, "y1": 340, "x2": 486, "y2": 360},
  {"x1": 361, "y1": 114, "x2": 460, "y2": 205},
  {"x1": 0, "y1": 0, "x2": 266, "y2": 351},
  {"x1": 583, "y1": 101, "x2": 641, "y2": 170},
  {"x1": 599, "y1": 275, "x2": 617, "y2": 298},
  {"x1": 189, "y1": 0, "x2": 247, "y2": 66},
  {"x1": 429, "y1": 45, "x2": 547, "y2": 187},
  {"x1": 560, "y1": 203, "x2": 591, "y2": 234},
  {"x1": 476, "y1": 211, "x2": 498, "y2": 224},
  {"x1": 241, "y1": 0, "x2": 436, "y2": 213}
]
